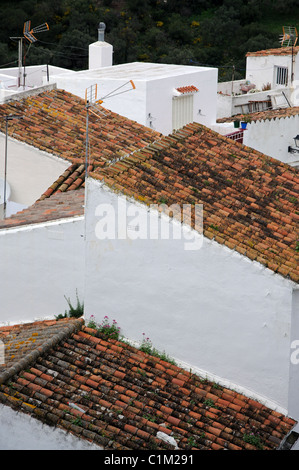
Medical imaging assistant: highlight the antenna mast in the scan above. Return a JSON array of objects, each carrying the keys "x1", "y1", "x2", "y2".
[
  {"x1": 280, "y1": 26, "x2": 298, "y2": 84},
  {"x1": 10, "y1": 20, "x2": 49, "y2": 89},
  {"x1": 84, "y1": 80, "x2": 136, "y2": 176}
]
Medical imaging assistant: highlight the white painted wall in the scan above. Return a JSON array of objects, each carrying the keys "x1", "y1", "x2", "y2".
[
  {"x1": 0, "y1": 65, "x2": 70, "y2": 93},
  {"x1": 51, "y1": 63, "x2": 218, "y2": 135},
  {"x1": 89, "y1": 41, "x2": 113, "y2": 69},
  {"x1": 145, "y1": 68, "x2": 217, "y2": 134},
  {"x1": 246, "y1": 53, "x2": 298, "y2": 90},
  {"x1": 84, "y1": 178, "x2": 296, "y2": 414},
  {"x1": 243, "y1": 114, "x2": 299, "y2": 167},
  {"x1": 289, "y1": 288, "x2": 299, "y2": 419},
  {"x1": 0, "y1": 134, "x2": 69, "y2": 210},
  {"x1": 0, "y1": 217, "x2": 85, "y2": 325},
  {"x1": 0, "y1": 404, "x2": 101, "y2": 449},
  {"x1": 217, "y1": 88, "x2": 291, "y2": 119}
]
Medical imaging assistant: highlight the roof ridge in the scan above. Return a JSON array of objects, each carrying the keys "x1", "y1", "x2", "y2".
[
  {"x1": 0, "y1": 318, "x2": 84, "y2": 385},
  {"x1": 217, "y1": 107, "x2": 299, "y2": 124},
  {"x1": 101, "y1": 122, "x2": 202, "y2": 174}
]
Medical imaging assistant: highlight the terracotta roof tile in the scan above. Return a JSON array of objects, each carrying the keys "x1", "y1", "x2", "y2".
[
  {"x1": 246, "y1": 46, "x2": 299, "y2": 57},
  {"x1": 36, "y1": 163, "x2": 92, "y2": 201},
  {"x1": 176, "y1": 86, "x2": 199, "y2": 94},
  {"x1": 0, "y1": 88, "x2": 161, "y2": 169},
  {"x1": 217, "y1": 107, "x2": 299, "y2": 123},
  {"x1": 97, "y1": 122, "x2": 299, "y2": 283},
  {"x1": 0, "y1": 189, "x2": 84, "y2": 229},
  {"x1": 0, "y1": 318, "x2": 296, "y2": 450},
  {"x1": 1, "y1": 89, "x2": 298, "y2": 282}
]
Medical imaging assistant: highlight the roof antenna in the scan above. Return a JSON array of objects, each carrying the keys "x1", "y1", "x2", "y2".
[
  {"x1": 10, "y1": 20, "x2": 49, "y2": 89},
  {"x1": 279, "y1": 26, "x2": 298, "y2": 83},
  {"x1": 84, "y1": 81, "x2": 136, "y2": 175}
]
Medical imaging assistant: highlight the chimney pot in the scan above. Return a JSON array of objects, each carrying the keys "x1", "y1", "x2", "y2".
[{"x1": 98, "y1": 22, "x2": 106, "y2": 42}]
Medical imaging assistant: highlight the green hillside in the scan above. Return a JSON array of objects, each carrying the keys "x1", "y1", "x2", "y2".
[{"x1": 0, "y1": 0, "x2": 298, "y2": 81}]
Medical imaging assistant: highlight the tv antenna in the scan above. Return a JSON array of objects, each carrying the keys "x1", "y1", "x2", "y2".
[
  {"x1": 10, "y1": 20, "x2": 49, "y2": 88},
  {"x1": 280, "y1": 26, "x2": 298, "y2": 47},
  {"x1": 280, "y1": 26, "x2": 298, "y2": 83},
  {"x1": 84, "y1": 80, "x2": 136, "y2": 174}
]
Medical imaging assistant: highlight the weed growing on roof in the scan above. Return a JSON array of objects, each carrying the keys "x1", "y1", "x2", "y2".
[
  {"x1": 87, "y1": 315, "x2": 121, "y2": 340},
  {"x1": 64, "y1": 289, "x2": 84, "y2": 318},
  {"x1": 55, "y1": 289, "x2": 84, "y2": 319},
  {"x1": 296, "y1": 239, "x2": 299, "y2": 252},
  {"x1": 139, "y1": 333, "x2": 177, "y2": 365},
  {"x1": 243, "y1": 432, "x2": 264, "y2": 450},
  {"x1": 87, "y1": 315, "x2": 97, "y2": 330},
  {"x1": 203, "y1": 398, "x2": 215, "y2": 408}
]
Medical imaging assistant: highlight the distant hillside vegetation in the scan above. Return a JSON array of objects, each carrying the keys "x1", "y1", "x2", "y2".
[{"x1": 0, "y1": 0, "x2": 298, "y2": 80}]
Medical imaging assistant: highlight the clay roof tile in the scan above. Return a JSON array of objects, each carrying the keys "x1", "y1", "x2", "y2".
[{"x1": 0, "y1": 318, "x2": 296, "y2": 450}]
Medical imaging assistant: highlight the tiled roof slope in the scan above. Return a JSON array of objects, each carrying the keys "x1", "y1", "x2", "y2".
[
  {"x1": 0, "y1": 318, "x2": 296, "y2": 450},
  {"x1": 0, "y1": 88, "x2": 161, "y2": 169},
  {"x1": 96, "y1": 122, "x2": 299, "y2": 283},
  {"x1": 217, "y1": 107, "x2": 299, "y2": 123},
  {"x1": 0, "y1": 189, "x2": 84, "y2": 230},
  {"x1": 0, "y1": 318, "x2": 83, "y2": 380},
  {"x1": 246, "y1": 46, "x2": 299, "y2": 57},
  {"x1": 36, "y1": 163, "x2": 93, "y2": 201}
]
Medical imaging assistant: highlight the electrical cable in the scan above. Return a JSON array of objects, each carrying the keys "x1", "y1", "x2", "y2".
[{"x1": 38, "y1": 39, "x2": 89, "y2": 52}]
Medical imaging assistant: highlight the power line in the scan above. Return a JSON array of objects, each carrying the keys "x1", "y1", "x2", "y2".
[{"x1": 38, "y1": 39, "x2": 89, "y2": 52}]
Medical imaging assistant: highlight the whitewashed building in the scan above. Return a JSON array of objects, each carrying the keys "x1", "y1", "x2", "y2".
[
  {"x1": 216, "y1": 106, "x2": 299, "y2": 168},
  {"x1": 217, "y1": 46, "x2": 299, "y2": 119},
  {"x1": 245, "y1": 46, "x2": 299, "y2": 95},
  {"x1": 0, "y1": 84, "x2": 298, "y2": 424},
  {"x1": 83, "y1": 122, "x2": 299, "y2": 420},
  {"x1": 50, "y1": 61, "x2": 217, "y2": 136}
]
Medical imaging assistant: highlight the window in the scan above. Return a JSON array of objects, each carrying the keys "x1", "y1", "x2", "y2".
[
  {"x1": 275, "y1": 66, "x2": 288, "y2": 86},
  {"x1": 172, "y1": 94, "x2": 194, "y2": 131}
]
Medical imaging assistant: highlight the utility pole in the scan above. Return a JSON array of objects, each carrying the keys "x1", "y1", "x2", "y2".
[{"x1": 10, "y1": 37, "x2": 23, "y2": 88}]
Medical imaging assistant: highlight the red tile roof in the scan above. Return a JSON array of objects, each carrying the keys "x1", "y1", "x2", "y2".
[
  {"x1": 96, "y1": 122, "x2": 299, "y2": 283},
  {"x1": 246, "y1": 46, "x2": 299, "y2": 57},
  {"x1": 0, "y1": 189, "x2": 84, "y2": 229},
  {"x1": 0, "y1": 318, "x2": 296, "y2": 450},
  {"x1": 0, "y1": 88, "x2": 162, "y2": 169},
  {"x1": 0, "y1": 90, "x2": 298, "y2": 282},
  {"x1": 176, "y1": 86, "x2": 199, "y2": 94},
  {"x1": 217, "y1": 107, "x2": 299, "y2": 123},
  {"x1": 36, "y1": 163, "x2": 92, "y2": 201}
]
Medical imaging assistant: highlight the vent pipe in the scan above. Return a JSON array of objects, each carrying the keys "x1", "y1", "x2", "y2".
[{"x1": 98, "y1": 22, "x2": 106, "y2": 42}]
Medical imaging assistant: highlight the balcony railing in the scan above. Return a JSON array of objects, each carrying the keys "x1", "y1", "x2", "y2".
[{"x1": 225, "y1": 129, "x2": 244, "y2": 144}]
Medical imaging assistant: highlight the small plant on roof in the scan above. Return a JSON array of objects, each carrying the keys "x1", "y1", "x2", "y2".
[
  {"x1": 296, "y1": 239, "x2": 299, "y2": 252},
  {"x1": 140, "y1": 333, "x2": 153, "y2": 354},
  {"x1": 240, "y1": 114, "x2": 251, "y2": 123},
  {"x1": 97, "y1": 316, "x2": 121, "y2": 340},
  {"x1": 55, "y1": 289, "x2": 84, "y2": 319},
  {"x1": 243, "y1": 432, "x2": 264, "y2": 450},
  {"x1": 139, "y1": 333, "x2": 177, "y2": 365},
  {"x1": 203, "y1": 398, "x2": 215, "y2": 408},
  {"x1": 64, "y1": 289, "x2": 84, "y2": 318},
  {"x1": 87, "y1": 315, "x2": 97, "y2": 330}
]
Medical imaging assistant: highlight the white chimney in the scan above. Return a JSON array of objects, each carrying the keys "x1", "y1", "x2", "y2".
[{"x1": 88, "y1": 22, "x2": 113, "y2": 69}]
